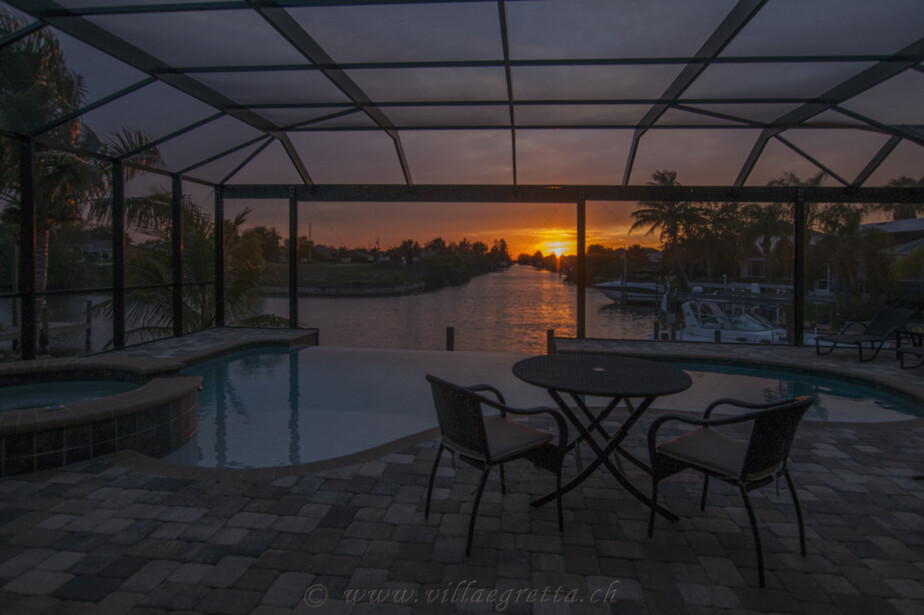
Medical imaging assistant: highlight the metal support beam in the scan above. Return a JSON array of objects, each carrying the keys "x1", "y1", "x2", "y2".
[
  {"x1": 214, "y1": 186, "x2": 225, "y2": 327},
  {"x1": 220, "y1": 138, "x2": 274, "y2": 185},
  {"x1": 223, "y1": 183, "x2": 924, "y2": 205},
  {"x1": 775, "y1": 135, "x2": 849, "y2": 186},
  {"x1": 249, "y1": 0, "x2": 412, "y2": 185},
  {"x1": 625, "y1": 0, "x2": 767, "y2": 183},
  {"x1": 32, "y1": 77, "x2": 157, "y2": 138},
  {"x1": 736, "y1": 36, "x2": 924, "y2": 185},
  {"x1": 498, "y1": 0, "x2": 518, "y2": 185},
  {"x1": 0, "y1": 19, "x2": 44, "y2": 50},
  {"x1": 13, "y1": 0, "x2": 315, "y2": 184},
  {"x1": 19, "y1": 140, "x2": 37, "y2": 360},
  {"x1": 577, "y1": 198, "x2": 586, "y2": 339},
  {"x1": 172, "y1": 175, "x2": 184, "y2": 337},
  {"x1": 852, "y1": 135, "x2": 902, "y2": 187},
  {"x1": 112, "y1": 161, "x2": 126, "y2": 350},
  {"x1": 832, "y1": 105, "x2": 924, "y2": 148},
  {"x1": 273, "y1": 133, "x2": 314, "y2": 186},
  {"x1": 793, "y1": 190, "x2": 805, "y2": 346},
  {"x1": 289, "y1": 188, "x2": 299, "y2": 328},
  {"x1": 623, "y1": 130, "x2": 643, "y2": 185}
]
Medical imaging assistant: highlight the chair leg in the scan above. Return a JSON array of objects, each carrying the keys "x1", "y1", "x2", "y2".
[
  {"x1": 783, "y1": 467, "x2": 806, "y2": 557},
  {"x1": 499, "y1": 464, "x2": 507, "y2": 495},
  {"x1": 815, "y1": 339, "x2": 835, "y2": 355},
  {"x1": 648, "y1": 476, "x2": 659, "y2": 538},
  {"x1": 739, "y1": 486, "x2": 766, "y2": 588},
  {"x1": 425, "y1": 444, "x2": 445, "y2": 519},
  {"x1": 700, "y1": 475, "x2": 710, "y2": 511},
  {"x1": 555, "y1": 470, "x2": 564, "y2": 532},
  {"x1": 465, "y1": 468, "x2": 491, "y2": 556}
]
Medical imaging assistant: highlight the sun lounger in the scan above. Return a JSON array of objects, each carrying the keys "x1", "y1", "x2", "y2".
[{"x1": 815, "y1": 307, "x2": 915, "y2": 362}]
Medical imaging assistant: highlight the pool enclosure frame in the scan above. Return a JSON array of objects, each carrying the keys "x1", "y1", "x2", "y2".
[
  {"x1": 2, "y1": 0, "x2": 923, "y2": 358},
  {"x1": 9, "y1": 142, "x2": 923, "y2": 360}
]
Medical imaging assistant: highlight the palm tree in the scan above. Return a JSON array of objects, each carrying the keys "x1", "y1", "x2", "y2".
[
  {"x1": 685, "y1": 201, "x2": 743, "y2": 283},
  {"x1": 811, "y1": 202, "x2": 894, "y2": 315},
  {"x1": 738, "y1": 202, "x2": 791, "y2": 281},
  {"x1": 95, "y1": 193, "x2": 286, "y2": 344},
  {"x1": 736, "y1": 172, "x2": 826, "y2": 282},
  {"x1": 0, "y1": 12, "x2": 162, "y2": 298},
  {"x1": 864, "y1": 176, "x2": 922, "y2": 221},
  {"x1": 629, "y1": 169, "x2": 704, "y2": 282}
]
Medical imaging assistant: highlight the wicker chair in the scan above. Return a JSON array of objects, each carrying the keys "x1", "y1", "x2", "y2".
[
  {"x1": 815, "y1": 307, "x2": 915, "y2": 361},
  {"x1": 647, "y1": 396, "x2": 814, "y2": 587},
  {"x1": 424, "y1": 374, "x2": 568, "y2": 555}
]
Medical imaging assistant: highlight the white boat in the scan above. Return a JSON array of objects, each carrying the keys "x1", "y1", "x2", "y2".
[
  {"x1": 674, "y1": 299, "x2": 787, "y2": 344},
  {"x1": 596, "y1": 279, "x2": 665, "y2": 304}
]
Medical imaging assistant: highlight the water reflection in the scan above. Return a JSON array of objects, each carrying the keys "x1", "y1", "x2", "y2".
[
  {"x1": 678, "y1": 364, "x2": 916, "y2": 423},
  {"x1": 261, "y1": 265, "x2": 656, "y2": 353},
  {"x1": 288, "y1": 351, "x2": 300, "y2": 465}
]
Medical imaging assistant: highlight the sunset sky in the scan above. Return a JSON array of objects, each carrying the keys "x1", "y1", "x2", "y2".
[{"x1": 177, "y1": 180, "x2": 656, "y2": 257}]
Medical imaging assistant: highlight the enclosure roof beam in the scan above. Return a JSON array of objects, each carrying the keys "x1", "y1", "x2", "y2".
[
  {"x1": 623, "y1": 0, "x2": 768, "y2": 185},
  {"x1": 851, "y1": 136, "x2": 902, "y2": 187},
  {"x1": 6, "y1": 0, "x2": 315, "y2": 186},
  {"x1": 221, "y1": 183, "x2": 924, "y2": 205},
  {"x1": 248, "y1": 0, "x2": 413, "y2": 185},
  {"x1": 734, "y1": 36, "x2": 924, "y2": 186},
  {"x1": 498, "y1": 0, "x2": 517, "y2": 185},
  {"x1": 0, "y1": 19, "x2": 45, "y2": 49}
]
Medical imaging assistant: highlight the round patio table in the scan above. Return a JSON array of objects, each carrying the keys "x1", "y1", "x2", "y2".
[{"x1": 513, "y1": 353, "x2": 692, "y2": 518}]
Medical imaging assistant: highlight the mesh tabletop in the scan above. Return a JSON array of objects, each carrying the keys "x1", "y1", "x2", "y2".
[{"x1": 512, "y1": 354, "x2": 692, "y2": 398}]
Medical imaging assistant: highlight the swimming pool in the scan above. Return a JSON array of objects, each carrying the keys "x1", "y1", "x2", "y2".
[
  {"x1": 167, "y1": 347, "x2": 440, "y2": 468},
  {"x1": 661, "y1": 362, "x2": 918, "y2": 423},
  {"x1": 165, "y1": 347, "x2": 921, "y2": 469}
]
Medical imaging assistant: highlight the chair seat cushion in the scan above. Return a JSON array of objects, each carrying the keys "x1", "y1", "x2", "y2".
[
  {"x1": 659, "y1": 428, "x2": 749, "y2": 480},
  {"x1": 484, "y1": 416, "x2": 554, "y2": 462}
]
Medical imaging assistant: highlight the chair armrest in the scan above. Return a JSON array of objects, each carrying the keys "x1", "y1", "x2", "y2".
[
  {"x1": 648, "y1": 405, "x2": 796, "y2": 457},
  {"x1": 465, "y1": 383, "x2": 506, "y2": 405}
]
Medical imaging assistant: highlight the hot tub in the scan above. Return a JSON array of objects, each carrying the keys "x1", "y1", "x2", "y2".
[{"x1": 0, "y1": 357, "x2": 201, "y2": 476}]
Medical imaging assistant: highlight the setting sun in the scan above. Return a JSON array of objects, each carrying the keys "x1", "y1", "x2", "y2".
[
  {"x1": 541, "y1": 240, "x2": 572, "y2": 256},
  {"x1": 533, "y1": 228, "x2": 575, "y2": 256}
]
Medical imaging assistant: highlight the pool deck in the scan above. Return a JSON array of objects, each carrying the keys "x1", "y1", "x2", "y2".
[{"x1": 0, "y1": 329, "x2": 922, "y2": 614}]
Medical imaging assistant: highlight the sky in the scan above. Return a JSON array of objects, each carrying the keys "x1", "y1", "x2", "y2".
[{"x1": 12, "y1": 0, "x2": 924, "y2": 257}]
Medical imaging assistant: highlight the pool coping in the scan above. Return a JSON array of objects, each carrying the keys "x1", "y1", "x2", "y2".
[
  {"x1": 0, "y1": 356, "x2": 187, "y2": 436},
  {"x1": 552, "y1": 336, "x2": 924, "y2": 413},
  {"x1": 40, "y1": 329, "x2": 924, "y2": 480},
  {"x1": 0, "y1": 356, "x2": 202, "y2": 476},
  {"x1": 99, "y1": 427, "x2": 441, "y2": 480}
]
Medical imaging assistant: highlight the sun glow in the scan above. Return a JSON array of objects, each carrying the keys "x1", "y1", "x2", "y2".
[
  {"x1": 541, "y1": 241, "x2": 572, "y2": 257},
  {"x1": 533, "y1": 228, "x2": 575, "y2": 256}
]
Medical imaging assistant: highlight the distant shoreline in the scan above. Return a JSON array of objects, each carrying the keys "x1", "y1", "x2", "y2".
[{"x1": 260, "y1": 281, "x2": 426, "y2": 297}]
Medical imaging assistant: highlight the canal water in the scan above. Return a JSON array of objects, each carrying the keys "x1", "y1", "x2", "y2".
[
  {"x1": 0, "y1": 265, "x2": 654, "y2": 356},
  {"x1": 266, "y1": 264, "x2": 655, "y2": 354}
]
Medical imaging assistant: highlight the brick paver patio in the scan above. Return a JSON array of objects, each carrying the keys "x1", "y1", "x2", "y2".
[{"x1": 1, "y1": 332, "x2": 922, "y2": 614}]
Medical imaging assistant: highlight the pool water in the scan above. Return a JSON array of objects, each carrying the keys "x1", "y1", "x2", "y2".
[
  {"x1": 662, "y1": 362, "x2": 919, "y2": 423},
  {"x1": 166, "y1": 347, "x2": 921, "y2": 469},
  {"x1": 0, "y1": 381, "x2": 138, "y2": 412},
  {"x1": 168, "y1": 347, "x2": 440, "y2": 468}
]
